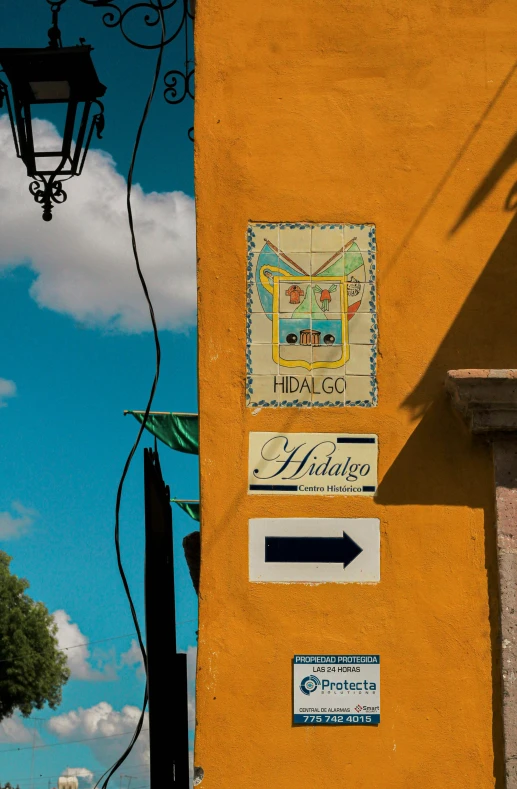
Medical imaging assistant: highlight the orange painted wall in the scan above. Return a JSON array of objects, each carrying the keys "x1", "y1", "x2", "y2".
[{"x1": 193, "y1": 0, "x2": 517, "y2": 785}]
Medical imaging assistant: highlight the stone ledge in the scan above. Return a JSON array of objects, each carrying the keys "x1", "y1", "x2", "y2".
[{"x1": 446, "y1": 369, "x2": 517, "y2": 433}]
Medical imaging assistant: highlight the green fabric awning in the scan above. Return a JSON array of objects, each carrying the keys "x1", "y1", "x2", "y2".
[
  {"x1": 172, "y1": 500, "x2": 200, "y2": 522},
  {"x1": 127, "y1": 412, "x2": 199, "y2": 455}
]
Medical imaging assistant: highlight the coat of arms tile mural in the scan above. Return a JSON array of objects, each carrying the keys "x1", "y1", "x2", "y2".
[{"x1": 246, "y1": 222, "x2": 377, "y2": 408}]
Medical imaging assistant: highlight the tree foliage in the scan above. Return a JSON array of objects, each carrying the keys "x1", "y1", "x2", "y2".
[{"x1": 0, "y1": 551, "x2": 70, "y2": 721}]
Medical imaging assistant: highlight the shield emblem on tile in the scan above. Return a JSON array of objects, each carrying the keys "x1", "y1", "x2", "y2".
[
  {"x1": 272, "y1": 277, "x2": 348, "y2": 371},
  {"x1": 254, "y1": 238, "x2": 367, "y2": 372}
]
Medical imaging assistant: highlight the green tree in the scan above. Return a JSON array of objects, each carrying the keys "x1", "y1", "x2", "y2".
[{"x1": 0, "y1": 551, "x2": 70, "y2": 721}]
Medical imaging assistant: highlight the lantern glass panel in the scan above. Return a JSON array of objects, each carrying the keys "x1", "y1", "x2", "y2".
[
  {"x1": 34, "y1": 155, "x2": 67, "y2": 173},
  {"x1": 29, "y1": 80, "x2": 71, "y2": 101},
  {"x1": 0, "y1": 47, "x2": 106, "y2": 104}
]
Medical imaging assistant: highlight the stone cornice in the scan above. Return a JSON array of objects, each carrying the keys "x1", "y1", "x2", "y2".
[
  {"x1": 446, "y1": 369, "x2": 517, "y2": 434},
  {"x1": 446, "y1": 368, "x2": 517, "y2": 786}
]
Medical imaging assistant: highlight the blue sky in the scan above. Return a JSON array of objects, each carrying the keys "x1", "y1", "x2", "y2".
[{"x1": 0, "y1": 0, "x2": 197, "y2": 784}]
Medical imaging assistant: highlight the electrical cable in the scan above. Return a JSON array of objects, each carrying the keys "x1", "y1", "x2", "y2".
[
  {"x1": 0, "y1": 632, "x2": 137, "y2": 665},
  {"x1": 96, "y1": 2, "x2": 167, "y2": 788},
  {"x1": 2, "y1": 762, "x2": 150, "y2": 784},
  {"x1": 0, "y1": 621, "x2": 196, "y2": 665},
  {"x1": 0, "y1": 728, "x2": 150, "y2": 754}
]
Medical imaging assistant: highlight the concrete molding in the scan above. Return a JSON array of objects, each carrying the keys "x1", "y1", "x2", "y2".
[
  {"x1": 446, "y1": 369, "x2": 517, "y2": 788},
  {"x1": 446, "y1": 369, "x2": 517, "y2": 433}
]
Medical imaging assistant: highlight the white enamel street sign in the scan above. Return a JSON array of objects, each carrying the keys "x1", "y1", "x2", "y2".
[
  {"x1": 248, "y1": 432, "x2": 378, "y2": 496},
  {"x1": 249, "y1": 518, "x2": 380, "y2": 583},
  {"x1": 293, "y1": 655, "x2": 380, "y2": 725}
]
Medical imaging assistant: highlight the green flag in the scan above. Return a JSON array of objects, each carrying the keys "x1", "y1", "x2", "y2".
[
  {"x1": 172, "y1": 500, "x2": 200, "y2": 522},
  {"x1": 127, "y1": 412, "x2": 199, "y2": 455}
]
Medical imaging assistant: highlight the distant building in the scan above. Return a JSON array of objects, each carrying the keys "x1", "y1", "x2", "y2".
[{"x1": 58, "y1": 778, "x2": 78, "y2": 789}]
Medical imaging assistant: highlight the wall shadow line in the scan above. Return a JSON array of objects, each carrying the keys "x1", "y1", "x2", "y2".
[
  {"x1": 379, "y1": 177, "x2": 517, "y2": 784},
  {"x1": 385, "y1": 58, "x2": 517, "y2": 276}
]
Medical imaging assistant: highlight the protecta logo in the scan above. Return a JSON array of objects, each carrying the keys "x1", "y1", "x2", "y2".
[{"x1": 300, "y1": 675, "x2": 321, "y2": 696}]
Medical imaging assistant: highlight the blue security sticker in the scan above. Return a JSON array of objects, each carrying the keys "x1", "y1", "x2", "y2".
[{"x1": 293, "y1": 655, "x2": 380, "y2": 725}]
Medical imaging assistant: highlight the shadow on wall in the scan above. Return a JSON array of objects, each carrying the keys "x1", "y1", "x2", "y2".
[
  {"x1": 377, "y1": 69, "x2": 517, "y2": 507},
  {"x1": 377, "y1": 136, "x2": 517, "y2": 787},
  {"x1": 377, "y1": 208, "x2": 517, "y2": 509}
]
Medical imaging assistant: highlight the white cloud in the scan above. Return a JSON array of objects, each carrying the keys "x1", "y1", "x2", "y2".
[
  {"x1": 0, "y1": 715, "x2": 42, "y2": 744},
  {"x1": 48, "y1": 702, "x2": 150, "y2": 770},
  {"x1": 0, "y1": 378, "x2": 16, "y2": 407},
  {"x1": 120, "y1": 639, "x2": 145, "y2": 677},
  {"x1": 61, "y1": 768, "x2": 94, "y2": 786},
  {"x1": 53, "y1": 610, "x2": 116, "y2": 681},
  {"x1": 0, "y1": 500, "x2": 37, "y2": 539},
  {"x1": 0, "y1": 115, "x2": 196, "y2": 332},
  {"x1": 47, "y1": 644, "x2": 196, "y2": 786}
]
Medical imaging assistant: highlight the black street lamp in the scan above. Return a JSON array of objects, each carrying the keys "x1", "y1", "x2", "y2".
[{"x1": 0, "y1": 0, "x2": 106, "y2": 221}]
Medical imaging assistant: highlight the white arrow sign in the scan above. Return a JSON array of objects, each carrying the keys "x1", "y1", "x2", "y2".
[{"x1": 249, "y1": 518, "x2": 380, "y2": 583}]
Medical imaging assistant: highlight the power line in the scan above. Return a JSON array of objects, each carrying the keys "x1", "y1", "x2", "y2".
[
  {"x1": 0, "y1": 728, "x2": 149, "y2": 755},
  {"x1": 0, "y1": 623, "x2": 197, "y2": 666},
  {"x1": 4, "y1": 765, "x2": 151, "y2": 785},
  {"x1": 59, "y1": 633, "x2": 136, "y2": 651},
  {"x1": 3, "y1": 763, "x2": 150, "y2": 785},
  {"x1": 0, "y1": 633, "x2": 137, "y2": 666}
]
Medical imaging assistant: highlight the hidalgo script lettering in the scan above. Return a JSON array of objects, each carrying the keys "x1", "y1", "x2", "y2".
[{"x1": 248, "y1": 432, "x2": 378, "y2": 496}]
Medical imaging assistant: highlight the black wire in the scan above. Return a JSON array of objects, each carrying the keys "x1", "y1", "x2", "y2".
[{"x1": 96, "y1": 3, "x2": 167, "y2": 787}]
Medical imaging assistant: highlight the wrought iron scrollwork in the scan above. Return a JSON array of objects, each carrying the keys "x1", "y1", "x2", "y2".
[
  {"x1": 79, "y1": 0, "x2": 188, "y2": 49},
  {"x1": 79, "y1": 0, "x2": 194, "y2": 138},
  {"x1": 29, "y1": 176, "x2": 68, "y2": 222},
  {"x1": 163, "y1": 67, "x2": 194, "y2": 104}
]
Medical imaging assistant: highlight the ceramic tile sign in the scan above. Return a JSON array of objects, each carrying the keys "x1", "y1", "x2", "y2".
[
  {"x1": 249, "y1": 518, "x2": 380, "y2": 583},
  {"x1": 293, "y1": 655, "x2": 380, "y2": 725},
  {"x1": 248, "y1": 432, "x2": 378, "y2": 495},
  {"x1": 246, "y1": 222, "x2": 377, "y2": 408}
]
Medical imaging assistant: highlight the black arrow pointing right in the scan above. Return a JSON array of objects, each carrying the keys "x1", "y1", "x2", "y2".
[{"x1": 265, "y1": 532, "x2": 363, "y2": 569}]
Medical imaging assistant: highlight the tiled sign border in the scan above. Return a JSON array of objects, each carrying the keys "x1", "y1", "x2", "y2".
[{"x1": 245, "y1": 222, "x2": 378, "y2": 408}]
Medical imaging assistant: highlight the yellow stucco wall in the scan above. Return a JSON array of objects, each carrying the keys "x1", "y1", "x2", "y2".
[{"x1": 194, "y1": 0, "x2": 517, "y2": 785}]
